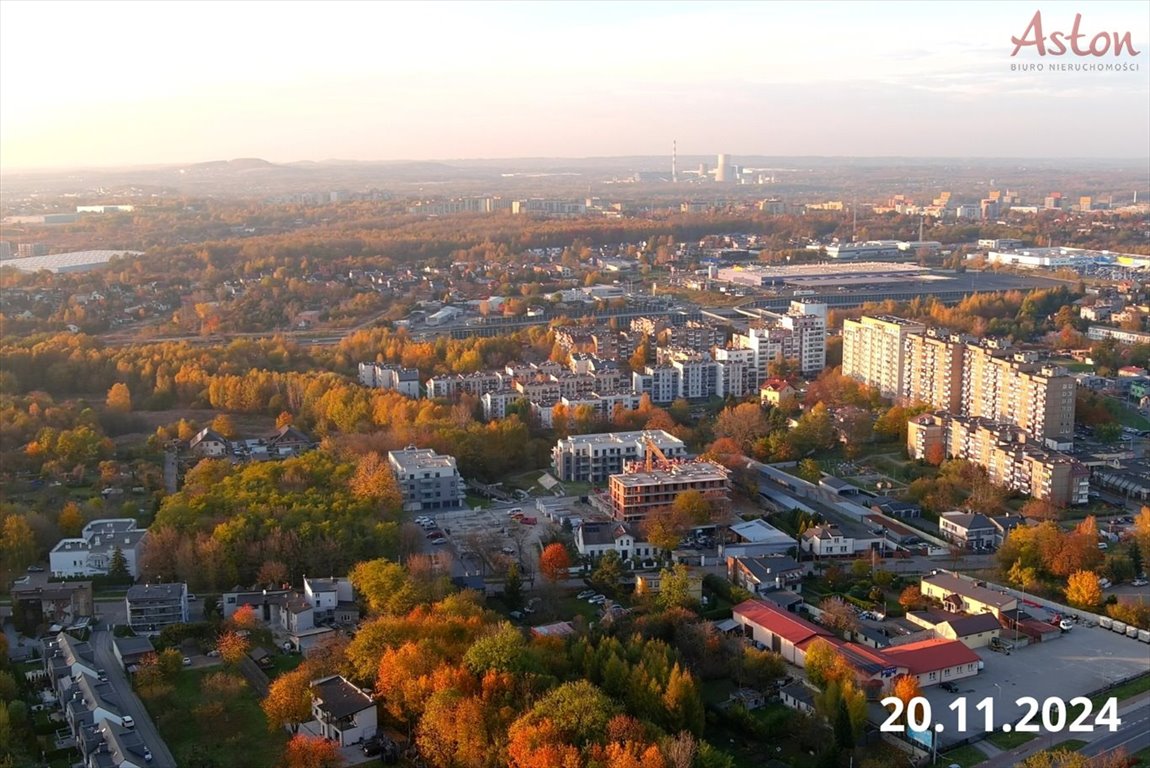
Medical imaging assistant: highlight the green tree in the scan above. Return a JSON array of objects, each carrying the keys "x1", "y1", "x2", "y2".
[
  {"x1": 655, "y1": 562, "x2": 697, "y2": 611},
  {"x1": 463, "y1": 622, "x2": 528, "y2": 675},
  {"x1": 108, "y1": 547, "x2": 130, "y2": 582},
  {"x1": 591, "y1": 550, "x2": 624, "y2": 593},
  {"x1": 797, "y1": 458, "x2": 822, "y2": 484},
  {"x1": 503, "y1": 563, "x2": 523, "y2": 610}
]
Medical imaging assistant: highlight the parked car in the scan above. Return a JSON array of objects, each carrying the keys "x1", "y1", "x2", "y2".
[
  {"x1": 122, "y1": 716, "x2": 135, "y2": 729},
  {"x1": 431, "y1": 538, "x2": 447, "y2": 546},
  {"x1": 577, "y1": 590, "x2": 596, "y2": 600},
  {"x1": 939, "y1": 682, "x2": 959, "y2": 693},
  {"x1": 1131, "y1": 578, "x2": 1148, "y2": 587},
  {"x1": 26, "y1": 565, "x2": 44, "y2": 572},
  {"x1": 187, "y1": 593, "x2": 198, "y2": 601},
  {"x1": 1059, "y1": 619, "x2": 1074, "y2": 631},
  {"x1": 182, "y1": 657, "x2": 192, "y2": 667}
]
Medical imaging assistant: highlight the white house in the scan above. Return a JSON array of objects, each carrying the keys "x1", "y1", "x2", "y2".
[
  {"x1": 49, "y1": 519, "x2": 148, "y2": 579},
  {"x1": 574, "y1": 520, "x2": 655, "y2": 561},
  {"x1": 939, "y1": 512, "x2": 997, "y2": 549},
  {"x1": 799, "y1": 525, "x2": 853, "y2": 557},
  {"x1": 310, "y1": 675, "x2": 378, "y2": 746},
  {"x1": 188, "y1": 427, "x2": 229, "y2": 457}
]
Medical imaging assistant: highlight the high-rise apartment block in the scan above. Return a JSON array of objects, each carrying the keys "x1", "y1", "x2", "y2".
[
  {"x1": 844, "y1": 316, "x2": 1075, "y2": 445},
  {"x1": 734, "y1": 301, "x2": 827, "y2": 381},
  {"x1": 842, "y1": 316, "x2": 926, "y2": 398}
]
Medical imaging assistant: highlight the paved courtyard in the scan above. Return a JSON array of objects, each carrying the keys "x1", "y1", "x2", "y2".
[{"x1": 916, "y1": 625, "x2": 1150, "y2": 748}]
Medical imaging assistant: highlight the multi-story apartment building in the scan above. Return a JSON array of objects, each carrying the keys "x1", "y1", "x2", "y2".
[
  {"x1": 668, "y1": 321, "x2": 722, "y2": 352},
  {"x1": 633, "y1": 365, "x2": 680, "y2": 404},
  {"x1": 357, "y1": 363, "x2": 422, "y2": 398},
  {"x1": 903, "y1": 329, "x2": 966, "y2": 412},
  {"x1": 671, "y1": 356, "x2": 719, "y2": 400},
  {"x1": 552, "y1": 429, "x2": 687, "y2": 483},
  {"x1": 961, "y1": 345, "x2": 1075, "y2": 444},
  {"x1": 125, "y1": 583, "x2": 188, "y2": 634},
  {"x1": 907, "y1": 413, "x2": 1088, "y2": 506},
  {"x1": 842, "y1": 315, "x2": 927, "y2": 397},
  {"x1": 50, "y1": 519, "x2": 148, "y2": 580},
  {"x1": 387, "y1": 447, "x2": 466, "y2": 512},
  {"x1": 714, "y1": 347, "x2": 756, "y2": 398},
  {"x1": 607, "y1": 461, "x2": 730, "y2": 523},
  {"x1": 734, "y1": 302, "x2": 828, "y2": 380}
]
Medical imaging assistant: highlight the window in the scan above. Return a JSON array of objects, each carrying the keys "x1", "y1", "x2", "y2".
[{"x1": 929, "y1": 672, "x2": 936, "y2": 680}]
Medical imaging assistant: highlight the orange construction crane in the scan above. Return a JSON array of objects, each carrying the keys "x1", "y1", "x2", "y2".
[{"x1": 644, "y1": 436, "x2": 671, "y2": 473}]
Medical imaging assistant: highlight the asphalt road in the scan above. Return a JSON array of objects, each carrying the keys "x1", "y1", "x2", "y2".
[
  {"x1": 90, "y1": 627, "x2": 177, "y2": 768},
  {"x1": 1081, "y1": 703, "x2": 1150, "y2": 761}
]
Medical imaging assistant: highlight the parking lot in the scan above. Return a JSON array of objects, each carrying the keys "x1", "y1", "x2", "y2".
[
  {"x1": 917, "y1": 624, "x2": 1150, "y2": 747},
  {"x1": 426, "y1": 500, "x2": 557, "y2": 576}
]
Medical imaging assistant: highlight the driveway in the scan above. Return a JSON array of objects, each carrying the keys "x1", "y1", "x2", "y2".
[{"x1": 90, "y1": 627, "x2": 177, "y2": 768}]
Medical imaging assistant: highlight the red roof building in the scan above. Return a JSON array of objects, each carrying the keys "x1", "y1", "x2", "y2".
[
  {"x1": 733, "y1": 599, "x2": 832, "y2": 666},
  {"x1": 883, "y1": 638, "x2": 981, "y2": 687}
]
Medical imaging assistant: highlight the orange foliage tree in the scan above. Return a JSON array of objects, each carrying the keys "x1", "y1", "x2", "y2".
[
  {"x1": 539, "y1": 543, "x2": 572, "y2": 584},
  {"x1": 283, "y1": 734, "x2": 344, "y2": 768}
]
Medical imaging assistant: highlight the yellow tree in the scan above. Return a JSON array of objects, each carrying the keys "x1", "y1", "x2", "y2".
[
  {"x1": 889, "y1": 675, "x2": 922, "y2": 726},
  {"x1": 1066, "y1": 570, "x2": 1103, "y2": 610},
  {"x1": 216, "y1": 630, "x2": 250, "y2": 667},
  {"x1": 106, "y1": 382, "x2": 132, "y2": 414},
  {"x1": 262, "y1": 668, "x2": 312, "y2": 734},
  {"x1": 58, "y1": 502, "x2": 85, "y2": 538}
]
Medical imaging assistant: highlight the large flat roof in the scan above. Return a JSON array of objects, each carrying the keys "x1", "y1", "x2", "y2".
[{"x1": 0, "y1": 250, "x2": 143, "y2": 273}]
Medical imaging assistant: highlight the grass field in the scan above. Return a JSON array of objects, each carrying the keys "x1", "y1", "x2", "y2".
[
  {"x1": 1092, "y1": 673, "x2": 1150, "y2": 706},
  {"x1": 986, "y1": 729, "x2": 1037, "y2": 749},
  {"x1": 145, "y1": 667, "x2": 287, "y2": 768},
  {"x1": 1131, "y1": 746, "x2": 1150, "y2": 767},
  {"x1": 940, "y1": 743, "x2": 988, "y2": 768},
  {"x1": 1106, "y1": 398, "x2": 1150, "y2": 430}
]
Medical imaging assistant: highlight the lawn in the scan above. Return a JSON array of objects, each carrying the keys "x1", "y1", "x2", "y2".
[
  {"x1": 1106, "y1": 398, "x2": 1150, "y2": 430},
  {"x1": 1131, "y1": 746, "x2": 1150, "y2": 767},
  {"x1": 1091, "y1": 672, "x2": 1150, "y2": 706},
  {"x1": 1049, "y1": 739, "x2": 1088, "y2": 752},
  {"x1": 940, "y1": 743, "x2": 988, "y2": 768},
  {"x1": 986, "y1": 729, "x2": 1037, "y2": 749},
  {"x1": 143, "y1": 667, "x2": 287, "y2": 768},
  {"x1": 266, "y1": 651, "x2": 305, "y2": 678}
]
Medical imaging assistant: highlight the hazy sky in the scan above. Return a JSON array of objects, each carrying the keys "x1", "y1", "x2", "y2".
[{"x1": 1, "y1": 0, "x2": 1148, "y2": 168}]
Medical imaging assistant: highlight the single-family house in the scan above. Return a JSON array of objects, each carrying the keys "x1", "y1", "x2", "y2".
[
  {"x1": 939, "y1": 512, "x2": 997, "y2": 549},
  {"x1": 574, "y1": 520, "x2": 654, "y2": 561},
  {"x1": 728, "y1": 555, "x2": 804, "y2": 594},
  {"x1": 188, "y1": 427, "x2": 229, "y2": 458},
  {"x1": 800, "y1": 525, "x2": 853, "y2": 557},
  {"x1": 920, "y1": 572, "x2": 1017, "y2": 619},
  {"x1": 310, "y1": 675, "x2": 378, "y2": 747}
]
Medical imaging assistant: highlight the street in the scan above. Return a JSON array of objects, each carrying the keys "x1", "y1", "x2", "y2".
[{"x1": 89, "y1": 627, "x2": 177, "y2": 768}]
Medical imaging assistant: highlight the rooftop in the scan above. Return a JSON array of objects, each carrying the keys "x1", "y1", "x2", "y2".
[
  {"x1": 882, "y1": 637, "x2": 981, "y2": 675},
  {"x1": 921, "y1": 572, "x2": 1016, "y2": 609},
  {"x1": 126, "y1": 583, "x2": 186, "y2": 602},
  {"x1": 388, "y1": 447, "x2": 459, "y2": 472},
  {"x1": 730, "y1": 518, "x2": 796, "y2": 546},
  {"x1": 610, "y1": 460, "x2": 728, "y2": 488},
  {"x1": 310, "y1": 675, "x2": 374, "y2": 719},
  {"x1": 734, "y1": 599, "x2": 832, "y2": 646}
]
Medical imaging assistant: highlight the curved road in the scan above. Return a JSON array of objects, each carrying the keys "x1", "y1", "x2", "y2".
[{"x1": 90, "y1": 627, "x2": 177, "y2": 768}]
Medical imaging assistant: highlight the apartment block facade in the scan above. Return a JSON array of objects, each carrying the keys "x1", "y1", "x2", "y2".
[
  {"x1": 842, "y1": 316, "x2": 927, "y2": 397},
  {"x1": 387, "y1": 447, "x2": 466, "y2": 512},
  {"x1": 907, "y1": 413, "x2": 1088, "y2": 506},
  {"x1": 607, "y1": 461, "x2": 730, "y2": 523},
  {"x1": 552, "y1": 430, "x2": 687, "y2": 483}
]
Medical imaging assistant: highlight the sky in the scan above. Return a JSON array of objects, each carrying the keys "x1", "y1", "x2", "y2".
[{"x1": 1, "y1": 0, "x2": 1148, "y2": 169}]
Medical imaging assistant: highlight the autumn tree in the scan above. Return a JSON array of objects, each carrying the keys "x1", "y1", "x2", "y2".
[
  {"x1": 1021, "y1": 498, "x2": 1061, "y2": 522},
  {"x1": 714, "y1": 402, "x2": 770, "y2": 453},
  {"x1": 1066, "y1": 570, "x2": 1103, "y2": 610},
  {"x1": 210, "y1": 413, "x2": 237, "y2": 439},
  {"x1": 348, "y1": 451, "x2": 403, "y2": 514},
  {"x1": 591, "y1": 550, "x2": 624, "y2": 593},
  {"x1": 256, "y1": 560, "x2": 290, "y2": 588},
  {"x1": 262, "y1": 667, "x2": 313, "y2": 734},
  {"x1": 349, "y1": 558, "x2": 418, "y2": 616},
  {"x1": 0, "y1": 515, "x2": 36, "y2": 579},
  {"x1": 230, "y1": 604, "x2": 259, "y2": 631},
  {"x1": 106, "y1": 382, "x2": 132, "y2": 414},
  {"x1": 216, "y1": 630, "x2": 250, "y2": 667},
  {"x1": 663, "y1": 663, "x2": 705, "y2": 735},
  {"x1": 464, "y1": 622, "x2": 529, "y2": 675},
  {"x1": 671, "y1": 490, "x2": 712, "y2": 525},
  {"x1": 797, "y1": 458, "x2": 822, "y2": 484},
  {"x1": 283, "y1": 733, "x2": 345, "y2": 768},
  {"x1": 58, "y1": 502, "x2": 85, "y2": 538},
  {"x1": 539, "y1": 543, "x2": 572, "y2": 584},
  {"x1": 898, "y1": 585, "x2": 926, "y2": 612},
  {"x1": 889, "y1": 675, "x2": 922, "y2": 726},
  {"x1": 819, "y1": 597, "x2": 859, "y2": 636}
]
